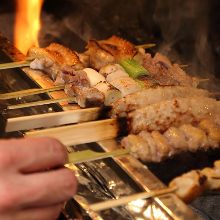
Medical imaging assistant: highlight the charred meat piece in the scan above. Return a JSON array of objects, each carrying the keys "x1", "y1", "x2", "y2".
[
  {"x1": 168, "y1": 160, "x2": 220, "y2": 203},
  {"x1": 142, "y1": 52, "x2": 197, "y2": 87},
  {"x1": 86, "y1": 35, "x2": 137, "y2": 70},
  {"x1": 28, "y1": 43, "x2": 83, "y2": 80},
  {"x1": 128, "y1": 97, "x2": 220, "y2": 134},
  {"x1": 169, "y1": 170, "x2": 207, "y2": 203},
  {"x1": 55, "y1": 66, "x2": 90, "y2": 86},
  {"x1": 201, "y1": 160, "x2": 220, "y2": 190},
  {"x1": 64, "y1": 84, "x2": 104, "y2": 108},
  {"x1": 111, "y1": 86, "x2": 209, "y2": 117}
]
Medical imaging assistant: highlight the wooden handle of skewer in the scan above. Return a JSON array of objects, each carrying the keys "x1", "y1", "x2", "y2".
[
  {"x1": 25, "y1": 119, "x2": 118, "y2": 146},
  {"x1": 6, "y1": 108, "x2": 100, "y2": 132}
]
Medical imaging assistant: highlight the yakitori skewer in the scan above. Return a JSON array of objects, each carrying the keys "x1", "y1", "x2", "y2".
[
  {"x1": 88, "y1": 186, "x2": 177, "y2": 212},
  {"x1": 0, "y1": 43, "x2": 156, "y2": 70},
  {"x1": 25, "y1": 97, "x2": 220, "y2": 164},
  {"x1": 169, "y1": 160, "x2": 220, "y2": 203},
  {"x1": 5, "y1": 107, "x2": 100, "y2": 132}
]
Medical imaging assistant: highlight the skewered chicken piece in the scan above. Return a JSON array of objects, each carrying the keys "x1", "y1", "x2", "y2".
[
  {"x1": 137, "y1": 52, "x2": 199, "y2": 87},
  {"x1": 111, "y1": 86, "x2": 210, "y2": 117},
  {"x1": 169, "y1": 160, "x2": 220, "y2": 203},
  {"x1": 57, "y1": 65, "x2": 128, "y2": 106},
  {"x1": 201, "y1": 160, "x2": 220, "y2": 190},
  {"x1": 121, "y1": 119, "x2": 220, "y2": 163},
  {"x1": 28, "y1": 43, "x2": 83, "y2": 80},
  {"x1": 64, "y1": 84, "x2": 104, "y2": 108},
  {"x1": 99, "y1": 64, "x2": 141, "y2": 96},
  {"x1": 85, "y1": 35, "x2": 137, "y2": 70},
  {"x1": 129, "y1": 97, "x2": 220, "y2": 134},
  {"x1": 169, "y1": 170, "x2": 207, "y2": 203}
]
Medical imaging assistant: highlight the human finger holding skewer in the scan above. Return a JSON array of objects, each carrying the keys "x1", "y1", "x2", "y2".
[{"x1": 0, "y1": 137, "x2": 77, "y2": 220}]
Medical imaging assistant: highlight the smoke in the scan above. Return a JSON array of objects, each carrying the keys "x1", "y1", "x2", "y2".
[{"x1": 153, "y1": 0, "x2": 215, "y2": 78}]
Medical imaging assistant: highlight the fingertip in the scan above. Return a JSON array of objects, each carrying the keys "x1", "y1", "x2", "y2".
[
  {"x1": 26, "y1": 137, "x2": 68, "y2": 164},
  {"x1": 62, "y1": 168, "x2": 78, "y2": 198}
]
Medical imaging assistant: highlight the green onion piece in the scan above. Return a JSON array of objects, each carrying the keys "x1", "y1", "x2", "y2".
[{"x1": 119, "y1": 59, "x2": 149, "y2": 79}]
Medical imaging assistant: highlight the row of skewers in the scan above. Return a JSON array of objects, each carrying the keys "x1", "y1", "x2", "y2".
[{"x1": 0, "y1": 35, "x2": 220, "y2": 208}]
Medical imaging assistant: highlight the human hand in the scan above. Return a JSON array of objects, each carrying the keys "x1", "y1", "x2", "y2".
[{"x1": 0, "y1": 137, "x2": 77, "y2": 220}]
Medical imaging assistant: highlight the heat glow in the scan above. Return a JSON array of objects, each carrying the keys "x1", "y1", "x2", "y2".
[{"x1": 14, "y1": 0, "x2": 44, "y2": 54}]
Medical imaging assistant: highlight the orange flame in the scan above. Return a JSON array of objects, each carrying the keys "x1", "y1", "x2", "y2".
[{"x1": 14, "y1": 0, "x2": 44, "y2": 55}]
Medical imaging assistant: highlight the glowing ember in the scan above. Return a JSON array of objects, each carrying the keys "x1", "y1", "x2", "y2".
[{"x1": 14, "y1": 0, "x2": 44, "y2": 54}]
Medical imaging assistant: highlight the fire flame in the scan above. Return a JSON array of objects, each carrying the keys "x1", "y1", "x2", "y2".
[{"x1": 14, "y1": 0, "x2": 44, "y2": 55}]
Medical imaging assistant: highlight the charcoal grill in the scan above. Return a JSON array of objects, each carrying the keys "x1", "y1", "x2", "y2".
[{"x1": 0, "y1": 33, "x2": 211, "y2": 220}]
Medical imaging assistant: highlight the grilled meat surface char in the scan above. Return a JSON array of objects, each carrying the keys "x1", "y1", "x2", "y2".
[
  {"x1": 121, "y1": 119, "x2": 220, "y2": 163},
  {"x1": 55, "y1": 66, "x2": 90, "y2": 86},
  {"x1": 85, "y1": 35, "x2": 137, "y2": 70},
  {"x1": 129, "y1": 97, "x2": 220, "y2": 134},
  {"x1": 64, "y1": 84, "x2": 104, "y2": 108},
  {"x1": 26, "y1": 37, "x2": 220, "y2": 164},
  {"x1": 110, "y1": 86, "x2": 210, "y2": 117},
  {"x1": 169, "y1": 170, "x2": 207, "y2": 203},
  {"x1": 140, "y1": 52, "x2": 198, "y2": 87},
  {"x1": 169, "y1": 160, "x2": 220, "y2": 203},
  {"x1": 28, "y1": 43, "x2": 83, "y2": 80}
]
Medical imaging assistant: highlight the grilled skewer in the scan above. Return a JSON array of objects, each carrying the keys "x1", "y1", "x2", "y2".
[
  {"x1": 122, "y1": 118, "x2": 220, "y2": 162},
  {"x1": 0, "y1": 41, "x2": 155, "y2": 70},
  {"x1": 25, "y1": 98, "x2": 220, "y2": 144},
  {"x1": 87, "y1": 160, "x2": 220, "y2": 209},
  {"x1": 169, "y1": 160, "x2": 220, "y2": 203}
]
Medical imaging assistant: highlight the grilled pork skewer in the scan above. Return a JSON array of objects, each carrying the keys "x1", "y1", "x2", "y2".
[{"x1": 169, "y1": 160, "x2": 220, "y2": 203}]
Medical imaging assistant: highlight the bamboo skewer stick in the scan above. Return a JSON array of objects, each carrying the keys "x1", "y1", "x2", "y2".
[
  {"x1": 26, "y1": 119, "x2": 119, "y2": 146},
  {"x1": 0, "y1": 60, "x2": 31, "y2": 70},
  {"x1": 8, "y1": 97, "x2": 76, "y2": 110},
  {"x1": 135, "y1": 43, "x2": 156, "y2": 49},
  {"x1": 88, "y1": 186, "x2": 177, "y2": 212},
  {"x1": 0, "y1": 85, "x2": 64, "y2": 100},
  {"x1": 3, "y1": 82, "x2": 217, "y2": 110},
  {"x1": 67, "y1": 148, "x2": 129, "y2": 164},
  {"x1": 6, "y1": 107, "x2": 100, "y2": 132}
]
